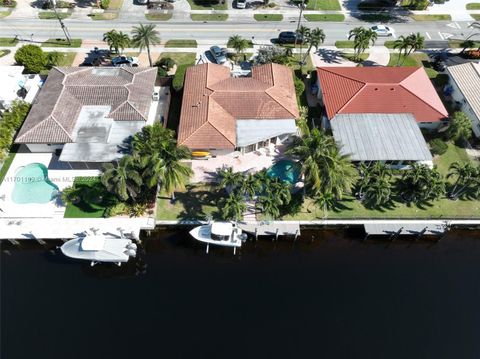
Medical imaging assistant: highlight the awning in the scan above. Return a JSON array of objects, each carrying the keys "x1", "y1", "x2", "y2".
[{"x1": 236, "y1": 119, "x2": 297, "y2": 147}]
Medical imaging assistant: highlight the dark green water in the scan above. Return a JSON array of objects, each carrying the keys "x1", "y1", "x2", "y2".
[{"x1": 1, "y1": 228, "x2": 480, "y2": 359}]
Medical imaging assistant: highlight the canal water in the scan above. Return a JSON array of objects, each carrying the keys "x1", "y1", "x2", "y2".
[{"x1": 1, "y1": 228, "x2": 480, "y2": 359}]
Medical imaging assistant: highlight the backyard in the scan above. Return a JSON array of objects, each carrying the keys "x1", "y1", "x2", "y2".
[{"x1": 63, "y1": 177, "x2": 114, "y2": 218}]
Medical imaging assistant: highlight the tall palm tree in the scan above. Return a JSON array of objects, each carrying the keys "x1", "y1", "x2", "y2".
[
  {"x1": 101, "y1": 155, "x2": 143, "y2": 202},
  {"x1": 227, "y1": 35, "x2": 249, "y2": 60},
  {"x1": 131, "y1": 23, "x2": 161, "y2": 67},
  {"x1": 302, "y1": 27, "x2": 325, "y2": 64},
  {"x1": 296, "y1": 25, "x2": 310, "y2": 65},
  {"x1": 404, "y1": 32, "x2": 424, "y2": 57},
  {"x1": 398, "y1": 164, "x2": 445, "y2": 204},
  {"x1": 393, "y1": 35, "x2": 410, "y2": 66},
  {"x1": 240, "y1": 173, "x2": 262, "y2": 199},
  {"x1": 348, "y1": 27, "x2": 377, "y2": 62},
  {"x1": 222, "y1": 192, "x2": 247, "y2": 221},
  {"x1": 103, "y1": 30, "x2": 130, "y2": 55},
  {"x1": 258, "y1": 191, "x2": 282, "y2": 219},
  {"x1": 447, "y1": 162, "x2": 477, "y2": 199},
  {"x1": 356, "y1": 162, "x2": 392, "y2": 207},
  {"x1": 269, "y1": 178, "x2": 292, "y2": 206},
  {"x1": 217, "y1": 167, "x2": 244, "y2": 193}
]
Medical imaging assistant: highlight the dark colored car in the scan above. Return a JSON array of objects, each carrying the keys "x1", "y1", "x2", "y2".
[{"x1": 278, "y1": 31, "x2": 304, "y2": 44}]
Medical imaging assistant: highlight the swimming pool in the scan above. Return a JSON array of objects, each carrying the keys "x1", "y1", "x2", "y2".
[
  {"x1": 12, "y1": 163, "x2": 59, "y2": 204},
  {"x1": 266, "y1": 159, "x2": 301, "y2": 185}
]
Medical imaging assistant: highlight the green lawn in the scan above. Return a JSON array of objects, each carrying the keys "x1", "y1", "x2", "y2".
[
  {"x1": 335, "y1": 40, "x2": 354, "y2": 48},
  {"x1": 0, "y1": 37, "x2": 19, "y2": 46},
  {"x1": 45, "y1": 52, "x2": 76, "y2": 66},
  {"x1": 38, "y1": 11, "x2": 71, "y2": 19},
  {"x1": 411, "y1": 14, "x2": 451, "y2": 21},
  {"x1": 387, "y1": 52, "x2": 441, "y2": 80},
  {"x1": 306, "y1": 0, "x2": 341, "y2": 10},
  {"x1": 63, "y1": 177, "x2": 112, "y2": 218},
  {"x1": 471, "y1": 14, "x2": 480, "y2": 20},
  {"x1": 158, "y1": 52, "x2": 196, "y2": 66},
  {"x1": 384, "y1": 41, "x2": 396, "y2": 49},
  {"x1": 434, "y1": 142, "x2": 472, "y2": 177},
  {"x1": 304, "y1": 14, "x2": 345, "y2": 21},
  {"x1": 341, "y1": 52, "x2": 368, "y2": 62},
  {"x1": 191, "y1": 14, "x2": 228, "y2": 21},
  {"x1": 254, "y1": 14, "x2": 283, "y2": 21},
  {"x1": 156, "y1": 184, "x2": 223, "y2": 221},
  {"x1": 388, "y1": 53, "x2": 419, "y2": 67},
  {"x1": 0, "y1": 10, "x2": 12, "y2": 18},
  {"x1": 41, "y1": 38, "x2": 82, "y2": 48},
  {"x1": 187, "y1": 0, "x2": 227, "y2": 10},
  {"x1": 0, "y1": 49, "x2": 11, "y2": 58},
  {"x1": 145, "y1": 13, "x2": 172, "y2": 21},
  {"x1": 466, "y1": 3, "x2": 480, "y2": 9},
  {"x1": 165, "y1": 39, "x2": 198, "y2": 48},
  {"x1": 448, "y1": 40, "x2": 480, "y2": 48},
  {"x1": 0, "y1": 152, "x2": 16, "y2": 185}
]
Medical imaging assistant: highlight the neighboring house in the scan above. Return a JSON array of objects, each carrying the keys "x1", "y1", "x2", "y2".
[
  {"x1": 15, "y1": 67, "x2": 160, "y2": 167},
  {"x1": 0, "y1": 66, "x2": 42, "y2": 111},
  {"x1": 446, "y1": 62, "x2": 480, "y2": 137},
  {"x1": 177, "y1": 63, "x2": 299, "y2": 155},
  {"x1": 316, "y1": 66, "x2": 449, "y2": 167}
]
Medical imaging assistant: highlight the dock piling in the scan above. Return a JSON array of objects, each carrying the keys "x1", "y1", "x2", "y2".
[
  {"x1": 275, "y1": 228, "x2": 279, "y2": 241},
  {"x1": 294, "y1": 229, "x2": 299, "y2": 241}
]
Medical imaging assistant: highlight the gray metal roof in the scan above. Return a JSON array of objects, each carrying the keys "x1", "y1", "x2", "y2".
[
  {"x1": 331, "y1": 113, "x2": 432, "y2": 162},
  {"x1": 447, "y1": 62, "x2": 480, "y2": 122},
  {"x1": 236, "y1": 119, "x2": 297, "y2": 147}
]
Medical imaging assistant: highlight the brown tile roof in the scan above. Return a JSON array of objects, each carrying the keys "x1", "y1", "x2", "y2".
[
  {"x1": 15, "y1": 67, "x2": 157, "y2": 144},
  {"x1": 178, "y1": 63, "x2": 299, "y2": 150},
  {"x1": 317, "y1": 67, "x2": 448, "y2": 122}
]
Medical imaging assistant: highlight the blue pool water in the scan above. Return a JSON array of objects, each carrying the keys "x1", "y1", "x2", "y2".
[
  {"x1": 11, "y1": 163, "x2": 58, "y2": 204},
  {"x1": 267, "y1": 159, "x2": 301, "y2": 184}
]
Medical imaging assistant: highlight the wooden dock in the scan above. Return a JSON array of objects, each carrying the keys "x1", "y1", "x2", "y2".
[{"x1": 237, "y1": 221, "x2": 300, "y2": 239}]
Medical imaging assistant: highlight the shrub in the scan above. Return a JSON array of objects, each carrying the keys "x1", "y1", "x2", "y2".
[
  {"x1": 268, "y1": 2, "x2": 276, "y2": 6},
  {"x1": 293, "y1": 75, "x2": 305, "y2": 97},
  {"x1": 357, "y1": 0, "x2": 393, "y2": 10},
  {"x1": 463, "y1": 50, "x2": 480, "y2": 59},
  {"x1": 0, "y1": 101, "x2": 30, "y2": 160},
  {"x1": 100, "y1": 0, "x2": 110, "y2": 9},
  {"x1": 46, "y1": 51, "x2": 62, "y2": 68},
  {"x1": 156, "y1": 67, "x2": 168, "y2": 77},
  {"x1": 0, "y1": 0, "x2": 17, "y2": 7},
  {"x1": 447, "y1": 111, "x2": 472, "y2": 142},
  {"x1": 128, "y1": 203, "x2": 148, "y2": 217},
  {"x1": 429, "y1": 138, "x2": 448, "y2": 155},
  {"x1": 172, "y1": 64, "x2": 188, "y2": 92},
  {"x1": 156, "y1": 57, "x2": 176, "y2": 70},
  {"x1": 105, "y1": 202, "x2": 128, "y2": 217},
  {"x1": 255, "y1": 46, "x2": 288, "y2": 65},
  {"x1": 14, "y1": 45, "x2": 46, "y2": 74}
]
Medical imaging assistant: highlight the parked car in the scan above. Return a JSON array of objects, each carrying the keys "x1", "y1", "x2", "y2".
[
  {"x1": 209, "y1": 46, "x2": 227, "y2": 64},
  {"x1": 137, "y1": 0, "x2": 148, "y2": 4},
  {"x1": 277, "y1": 31, "x2": 304, "y2": 44},
  {"x1": 370, "y1": 25, "x2": 394, "y2": 37},
  {"x1": 236, "y1": 0, "x2": 247, "y2": 8},
  {"x1": 111, "y1": 56, "x2": 139, "y2": 67}
]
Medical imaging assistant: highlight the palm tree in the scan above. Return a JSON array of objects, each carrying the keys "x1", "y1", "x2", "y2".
[
  {"x1": 296, "y1": 25, "x2": 310, "y2": 65},
  {"x1": 404, "y1": 32, "x2": 424, "y2": 58},
  {"x1": 447, "y1": 111, "x2": 473, "y2": 143},
  {"x1": 393, "y1": 35, "x2": 410, "y2": 66},
  {"x1": 302, "y1": 27, "x2": 325, "y2": 64},
  {"x1": 447, "y1": 162, "x2": 477, "y2": 199},
  {"x1": 217, "y1": 167, "x2": 244, "y2": 193},
  {"x1": 101, "y1": 155, "x2": 143, "y2": 202},
  {"x1": 131, "y1": 23, "x2": 161, "y2": 67},
  {"x1": 222, "y1": 192, "x2": 247, "y2": 221},
  {"x1": 460, "y1": 39, "x2": 476, "y2": 54},
  {"x1": 398, "y1": 164, "x2": 445, "y2": 204},
  {"x1": 348, "y1": 27, "x2": 377, "y2": 62},
  {"x1": 227, "y1": 35, "x2": 249, "y2": 61},
  {"x1": 103, "y1": 30, "x2": 130, "y2": 55},
  {"x1": 269, "y1": 178, "x2": 292, "y2": 205},
  {"x1": 258, "y1": 191, "x2": 282, "y2": 219},
  {"x1": 240, "y1": 173, "x2": 262, "y2": 199},
  {"x1": 356, "y1": 162, "x2": 392, "y2": 207}
]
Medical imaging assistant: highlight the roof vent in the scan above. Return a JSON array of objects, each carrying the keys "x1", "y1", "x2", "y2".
[
  {"x1": 390, "y1": 88, "x2": 395, "y2": 91},
  {"x1": 374, "y1": 88, "x2": 379, "y2": 91}
]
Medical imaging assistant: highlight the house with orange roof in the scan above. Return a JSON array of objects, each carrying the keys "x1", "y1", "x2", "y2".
[
  {"x1": 177, "y1": 63, "x2": 300, "y2": 155},
  {"x1": 315, "y1": 66, "x2": 449, "y2": 167}
]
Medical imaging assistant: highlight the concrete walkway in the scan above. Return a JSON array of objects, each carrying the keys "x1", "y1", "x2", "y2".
[{"x1": 365, "y1": 46, "x2": 390, "y2": 67}]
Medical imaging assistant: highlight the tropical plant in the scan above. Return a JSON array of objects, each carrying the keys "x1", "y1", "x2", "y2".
[
  {"x1": 105, "y1": 202, "x2": 128, "y2": 217},
  {"x1": 296, "y1": 25, "x2": 310, "y2": 65},
  {"x1": 257, "y1": 190, "x2": 282, "y2": 219},
  {"x1": 60, "y1": 185, "x2": 81, "y2": 204},
  {"x1": 240, "y1": 173, "x2": 262, "y2": 198},
  {"x1": 460, "y1": 39, "x2": 476, "y2": 54},
  {"x1": 101, "y1": 155, "x2": 143, "y2": 202},
  {"x1": 227, "y1": 35, "x2": 249, "y2": 58},
  {"x1": 255, "y1": 46, "x2": 289, "y2": 65},
  {"x1": 14, "y1": 45, "x2": 46, "y2": 74},
  {"x1": 397, "y1": 164, "x2": 445, "y2": 204},
  {"x1": 429, "y1": 138, "x2": 448, "y2": 155},
  {"x1": 46, "y1": 51, "x2": 62, "y2": 68},
  {"x1": 286, "y1": 128, "x2": 358, "y2": 201},
  {"x1": 394, "y1": 32, "x2": 424, "y2": 66},
  {"x1": 222, "y1": 192, "x2": 247, "y2": 221},
  {"x1": 302, "y1": 27, "x2": 325, "y2": 64},
  {"x1": 0, "y1": 100, "x2": 30, "y2": 160},
  {"x1": 155, "y1": 57, "x2": 176, "y2": 70},
  {"x1": 103, "y1": 30, "x2": 130, "y2": 55},
  {"x1": 131, "y1": 23, "x2": 161, "y2": 67},
  {"x1": 296, "y1": 106, "x2": 310, "y2": 137},
  {"x1": 356, "y1": 162, "x2": 393, "y2": 208},
  {"x1": 447, "y1": 162, "x2": 477, "y2": 199},
  {"x1": 348, "y1": 27, "x2": 377, "y2": 61},
  {"x1": 447, "y1": 111, "x2": 472, "y2": 143},
  {"x1": 128, "y1": 202, "x2": 148, "y2": 217},
  {"x1": 216, "y1": 166, "x2": 244, "y2": 193}
]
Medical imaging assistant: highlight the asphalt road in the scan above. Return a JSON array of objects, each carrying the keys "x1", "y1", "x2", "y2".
[{"x1": 0, "y1": 18, "x2": 476, "y2": 45}]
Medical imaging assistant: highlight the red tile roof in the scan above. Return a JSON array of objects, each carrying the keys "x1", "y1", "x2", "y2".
[
  {"x1": 317, "y1": 67, "x2": 448, "y2": 122},
  {"x1": 178, "y1": 63, "x2": 299, "y2": 150}
]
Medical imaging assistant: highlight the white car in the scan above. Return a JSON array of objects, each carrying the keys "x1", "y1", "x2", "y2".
[
  {"x1": 236, "y1": 0, "x2": 247, "y2": 8},
  {"x1": 370, "y1": 25, "x2": 394, "y2": 37},
  {"x1": 111, "y1": 56, "x2": 139, "y2": 67}
]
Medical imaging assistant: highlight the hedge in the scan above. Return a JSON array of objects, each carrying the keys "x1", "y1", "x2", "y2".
[{"x1": 172, "y1": 64, "x2": 189, "y2": 92}]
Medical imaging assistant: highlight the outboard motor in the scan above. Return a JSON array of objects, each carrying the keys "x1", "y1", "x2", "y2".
[
  {"x1": 126, "y1": 249, "x2": 137, "y2": 257},
  {"x1": 127, "y1": 243, "x2": 138, "y2": 251}
]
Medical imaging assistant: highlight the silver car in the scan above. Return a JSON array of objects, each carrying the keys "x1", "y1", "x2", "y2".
[{"x1": 209, "y1": 46, "x2": 227, "y2": 64}]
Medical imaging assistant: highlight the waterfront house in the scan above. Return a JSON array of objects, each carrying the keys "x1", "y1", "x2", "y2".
[
  {"x1": 177, "y1": 63, "x2": 300, "y2": 155},
  {"x1": 316, "y1": 66, "x2": 449, "y2": 167},
  {"x1": 14, "y1": 67, "x2": 163, "y2": 168},
  {"x1": 446, "y1": 62, "x2": 480, "y2": 137}
]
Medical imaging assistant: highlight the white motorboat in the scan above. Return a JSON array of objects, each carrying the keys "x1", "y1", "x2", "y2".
[
  {"x1": 60, "y1": 233, "x2": 137, "y2": 266},
  {"x1": 189, "y1": 222, "x2": 247, "y2": 255}
]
